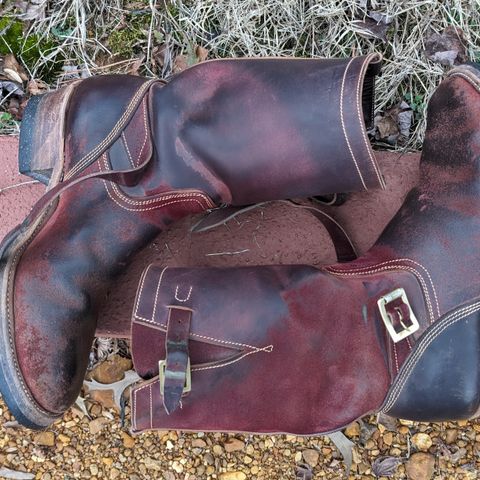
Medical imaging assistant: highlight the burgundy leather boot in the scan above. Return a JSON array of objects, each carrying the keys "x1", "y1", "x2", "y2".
[
  {"x1": 130, "y1": 64, "x2": 480, "y2": 434},
  {"x1": 0, "y1": 54, "x2": 383, "y2": 428}
]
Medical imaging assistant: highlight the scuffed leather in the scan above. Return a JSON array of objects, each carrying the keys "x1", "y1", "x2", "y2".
[
  {"x1": 131, "y1": 65, "x2": 480, "y2": 433},
  {"x1": 4, "y1": 55, "x2": 383, "y2": 421}
]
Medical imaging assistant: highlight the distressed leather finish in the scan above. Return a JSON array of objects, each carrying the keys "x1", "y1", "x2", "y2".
[
  {"x1": 0, "y1": 54, "x2": 383, "y2": 428},
  {"x1": 131, "y1": 65, "x2": 480, "y2": 434}
]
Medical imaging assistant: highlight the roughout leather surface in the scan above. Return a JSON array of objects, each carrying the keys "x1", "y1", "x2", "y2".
[
  {"x1": 0, "y1": 139, "x2": 420, "y2": 338},
  {"x1": 131, "y1": 66, "x2": 480, "y2": 433}
]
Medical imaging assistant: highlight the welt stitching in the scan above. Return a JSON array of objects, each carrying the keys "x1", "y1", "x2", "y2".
[
  {"x1": 355, "y1": 55, "x2": 385, "y2": 188},
  {"x1": 385, "y1": 302, "x2": 480, "y2": 405},
  {"x1": 327, "y1": 264, "x2": 435, "y2": 323},
  {"x1": 340, "y1": 58, "x2": 368, "y2": 190},
  {"x1": 382, "y1": 301, "x2": 480, "y2": 412},
  {"x1": 328, "y1": 258, "x2": 440, "y2": 317},
  {"x1": 65, "y1": 79, "x2": 156, "y2": 179},
  {"x1": 5, "y1": 210, "x2": 59, "y2": 417},
  {"x1": 448, "y1": 71, "x2": 480, "y2": 92}
]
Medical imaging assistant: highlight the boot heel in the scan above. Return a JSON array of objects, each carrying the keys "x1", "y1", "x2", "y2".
[{"x1": 19, "y1": 83, "x2": 76, "y2": 188}]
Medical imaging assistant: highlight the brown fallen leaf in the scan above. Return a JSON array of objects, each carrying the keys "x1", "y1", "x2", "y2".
[
  {"x1": 372, "y1": 456, "x2": 402, "y2": 477},
  {"x1": 424, "y1": 26, "x2": 467, "y2": 66},
  {"x1": 351, "y1": 17, "x2": 389, "y2": 42},
  {"x1": 173, "y1": 54, "x2": 188, "y2": 74},
  {"x1": 152, "y1": 43, "x2": 169, "y2": 69},
  {"x1": 3, "y1": 54, "x2": 28, "y2": 82},
  {"x1": 195, "y1": 45, "x2": 209, "y2": 62},
  {"x1": 27, "y1": 79, "x2": 49, "y2": 96},
  {"x1": 375, "y1": 102, "x2": 412, "y2": 144},
  {"x1": 128, "y1": 55, "x2": 145, "y2": 76}
]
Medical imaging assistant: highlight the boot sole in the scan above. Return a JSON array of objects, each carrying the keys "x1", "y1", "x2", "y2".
[{"x1": 0, "y1": 85, "x2": 76, "y2": 428}]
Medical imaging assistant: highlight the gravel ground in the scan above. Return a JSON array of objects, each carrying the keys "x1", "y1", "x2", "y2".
[{"x1": 0, "y1": 376, "x2": 479, "y2": 480}]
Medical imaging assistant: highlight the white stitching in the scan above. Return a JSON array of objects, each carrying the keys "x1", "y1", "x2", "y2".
[
  {"x1": 192, "y1": 346, "x2": 274, "y2": 371},
  {"x1": 340, "y1": 58, "x2": 368, "y2": 190},
  {"x1": 133, "y1": 264, "x2": 152, "y2": 321},
  {"x1": 327, "y1": 258, "x2": 440, "y2": 319},
  {"x1": 393, "y1": 342, "x2": 399, "y2": 374},
  {"x1": 136, "y1": 97, "x2": 149, "y2": 167},
  {"x1": 175, "y1": 285, "x2": 192, "y2": 303},
  {"x1": 65, "y1": 80, "x2": 156, "y2": 179},
  {"x1": 152, "y1": 267, "x2": 169, "y2": 323},
  {"x1": 133, "y1": 315, "x2": 272, "y2": 352},
  {"x1": 382, "y1": 301, "x2": 480, "y2": 412},
  {"x1": 103, "y1": 178, "x2": 208, "y2": 212},
  {"x1": 100, "y1": 154, "x2": 214, "y2": 211},
  {"x1": 326, "y1": 261, "x2": 436, "y2": 324},
  {"x1": 121, "y1": 132, "x2": 135, "y2": 169},
  {"x1": 447, "y1": 70, "x2": 480, "y2": 92},
  {"x1": 149, "y1": 383, "x2": 153, "y2": 430}
]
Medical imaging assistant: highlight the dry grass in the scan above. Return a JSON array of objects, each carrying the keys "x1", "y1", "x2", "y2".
[{"x1": 3, "y1": 0, "x2": 479, "y2": 147}]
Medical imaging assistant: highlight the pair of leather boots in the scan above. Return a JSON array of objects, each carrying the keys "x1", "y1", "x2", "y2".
[{"x1": 1, "y1": 53, "x2": 479, "y2": 434}]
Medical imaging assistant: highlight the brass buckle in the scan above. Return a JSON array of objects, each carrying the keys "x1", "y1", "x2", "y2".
[
  {"x1": 159, "y1": 358, "x2": 192, "y2": 396},
  {"x1": 377, "y1": 288, "x2": 420, "y2": 343}
]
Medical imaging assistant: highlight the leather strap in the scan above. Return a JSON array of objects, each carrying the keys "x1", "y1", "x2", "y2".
[
  {"x1": 191, "y1": 200, "x2": 357, "y2": 262},
  {"x1": 163, "y1": 306, "x2": 192, "y2": 414},
  {"x1": 287, "y1": 201, "x2": 357, "y2": 262}
]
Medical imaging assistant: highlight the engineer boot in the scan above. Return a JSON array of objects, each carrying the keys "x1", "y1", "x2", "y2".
[
  {"x1": 130, "y1": 64, "x2": 480, "y2": 434},
  {"x1": 0, "y1": 54, "x2": 382, "y2": 428}
]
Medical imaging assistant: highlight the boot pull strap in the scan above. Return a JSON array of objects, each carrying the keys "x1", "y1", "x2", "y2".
[
  {"x1": 26, "y1": 155, "x2": 152, "y2": 225},
  {"x1": 160, "y1": 306, "x2": 192, "y2": 415}
]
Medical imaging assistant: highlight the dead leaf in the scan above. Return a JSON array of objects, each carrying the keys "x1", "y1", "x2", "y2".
[
  {"x1": 0, "y1": 80, "x2": 24, "y2": 96},
  {"x1": 0, "y1": 468, "x2": 34, "y2": 480},
  {"x1": 3, "y1": 54, "x2": 28, "y2": 83},
  {"x1": 375, "y1": 102, "x2": 412, "y2": 144},
  {"x1": 372, "y1": 456, "x2": 402, "y2": 477},
  {"x1": 377, "y1": 412, "x2": 398, "y2": 432},
  {"x1": 327, "y1": 431, "x2": 354, "y2": 473},
  {"x1": 351, "y1": 18, "x2": 389, "y2": 42},
  {"x1": 128, "y1": 55, "x2": 145, "y2": 76},
  {"x1": 397, "y1": 100, "x2": 413, "y2": 137},
  {"x1": 359, "y1": 419, "x2": 377, "y2": 446},
  {"x1": 425, "y1": 26, "x2": 467, "y2": 66},
  {"x1": 27, "y1": 79, "x2": 48, "y2": 96},
  {"x1": 74, "y1": 395, "x2": 91, "y2": 419},
  {"x1": 195, "y1": 45, "x2": 209, "y2": 62},
  {"x1": 368, "y1": 10, "x2": 392, "y2": 25},
  {"x1": 152, "y1": 43, "x2": 169, "y2": 69},
  {"x1": 3, "y1": 420, "x2": 20, "y2": 429},
  {"x1": 84, "y1": 369, "x2": 140, "y2": 411},
  {"x1": 15, "y1": 0, "x2": 46, "y2": 21},
  {"x1": 295, "y1": 463, "x2": 313, "y2": 480},
  {"x1": 173, "y1": 54, "x2": 188, "y2": 74}
]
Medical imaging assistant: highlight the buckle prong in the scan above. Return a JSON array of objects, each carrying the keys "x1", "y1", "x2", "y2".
[{"x1": 378, "y1": 288, "x2": 420, "y2": 343}]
